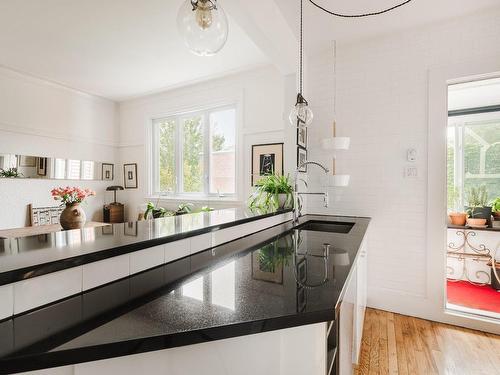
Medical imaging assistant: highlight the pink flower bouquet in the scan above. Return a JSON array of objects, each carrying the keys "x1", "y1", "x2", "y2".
[{"x1": 51, "y1": 186, "x2": 96, "y2": 206}]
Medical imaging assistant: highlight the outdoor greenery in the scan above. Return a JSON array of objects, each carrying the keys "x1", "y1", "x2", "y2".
[
  {"x1": 490, "y1": 197, "x2": 500, "y2": 213},
  {"x1": 182, "y1": 117, "x2": 204, "y2": 193},
  {"x1": 159, "y1": 119, "x2": 175, "y2": 193},
  {"x1": 248, "y1": 174, "x2": 293, "y2": 210}
]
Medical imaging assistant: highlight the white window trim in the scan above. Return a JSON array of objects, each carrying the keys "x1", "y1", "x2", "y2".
[{"x1": 147, "y1": 99, "x2": 242, "y2": 201}]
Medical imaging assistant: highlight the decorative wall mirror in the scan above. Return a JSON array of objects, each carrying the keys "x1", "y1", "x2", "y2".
[{"x1": 0, "y1": 153, "x2": 114, "y2": 181}]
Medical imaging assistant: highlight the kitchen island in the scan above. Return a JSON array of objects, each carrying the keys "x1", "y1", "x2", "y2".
[{"x1": 0, "y1": 213, "x2": 370, "y2": 375}]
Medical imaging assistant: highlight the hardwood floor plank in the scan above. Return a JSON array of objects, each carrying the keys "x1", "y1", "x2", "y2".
[
  {"x1": 386, "y1": 313, "x2": 398, "y2": 375},
  {"x1": 400, "y1": 314, "x2": 419, "y2": 374},
  {"x1": 378, "y1": 310, "x2": 389, "y2": 375},
  {"x1": 354, "y1": 308, "x2": 372, "y2": 375},
  {"x1": 368, "y1": 309, "x2": 380, "y2": 375},
  {"x1": 393, "y1": 313, "x2": 409, "y2": 375},
  {"x1": 354, "y1": 309, "x2": 499, "y2": 375}
]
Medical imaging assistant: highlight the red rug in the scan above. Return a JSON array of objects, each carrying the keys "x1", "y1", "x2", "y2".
[{"x1": 447, "y1": 280, "x2": 500, "y2": 314}]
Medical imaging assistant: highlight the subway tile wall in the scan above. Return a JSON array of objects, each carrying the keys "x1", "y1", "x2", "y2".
[{"x1": 304, "y1": 8, "x2": 500, "y2": 309}]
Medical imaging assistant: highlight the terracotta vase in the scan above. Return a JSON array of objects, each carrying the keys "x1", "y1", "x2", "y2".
[
  {"x1": 448, "y1": 212, "x2": 467, "y2": 226},
  {"x1": 60, "y1": 203, "x2": 86, "y2": 230}
]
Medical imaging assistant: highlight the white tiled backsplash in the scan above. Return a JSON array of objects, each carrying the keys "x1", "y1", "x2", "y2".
[{"x1": 304, "y1": 7, "x2": 500, "y2": 314}]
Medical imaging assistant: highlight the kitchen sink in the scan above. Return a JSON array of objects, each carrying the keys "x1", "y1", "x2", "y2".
[{"x1": 296, "y1": 220, "x2": 354, "y2": 234}]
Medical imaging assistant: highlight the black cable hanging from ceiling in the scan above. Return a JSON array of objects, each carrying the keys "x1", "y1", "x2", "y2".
[{"x1": 307, "y1": 0, "x2": 414, "y2": 18}]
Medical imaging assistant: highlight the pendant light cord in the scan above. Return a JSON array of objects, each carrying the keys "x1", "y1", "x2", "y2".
[
  {"x1": 299, "y1": 0, "x2": 304, "y2": 94},
  {"x1": 307, "y1": 0, "x2": 413, "y2": 18}
]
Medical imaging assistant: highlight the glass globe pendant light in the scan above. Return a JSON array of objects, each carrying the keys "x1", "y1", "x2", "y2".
[
  {"x1": 177, "y1": 0, "x2": 229, "y2": 56},
  {"x1": 289, "y1": 0, "x2": 313, "y2": 127}
]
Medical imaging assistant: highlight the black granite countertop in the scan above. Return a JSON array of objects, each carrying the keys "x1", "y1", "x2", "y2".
[
  {"x1": 0, "y1": 208, "x2": 291, "y2": 285},
  {"x1": 0, "y1": 215, "x2": 370, "y2": 374}
]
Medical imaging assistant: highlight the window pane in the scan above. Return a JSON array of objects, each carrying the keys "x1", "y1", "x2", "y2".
[
  {"x1": 54, "y1": 158, "x2": 66, "y2": 179},
  {"x1": 158, "y1": 119, "x2": 175, "y2": 193},
  {"x1": 67, "y1": 159, "x2": 81, "y2": 180},
  {"x1": 464, "y1": 119, "x2": 500, "y2": 201},
  {"x1": 81, "y1": 161, "x2": 94, "y2": 180},
  {"x1": 182, "y1": 116, "x2": 204, "y2": 193},
  {"x1": 209, "y1": 108, "x2": 236, "y2": 194},
  {"x1": 447, "y1": 127, "x2": 456, "y2": 211}
]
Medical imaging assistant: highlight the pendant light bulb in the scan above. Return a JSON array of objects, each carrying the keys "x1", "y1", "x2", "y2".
[
  {"x1": 289, "y1": 93, "x2": 314, "y2": 126},
  {"x1": 177, "y1": 0, "x2": 228, "y2": 57}
]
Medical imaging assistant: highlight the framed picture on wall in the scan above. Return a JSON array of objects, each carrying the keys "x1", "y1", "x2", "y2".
[
  {"x1": 36, "y1": 157, "x2": 47, "y2": 176},
  {"x1": 102, "y1": 163, "x2": 114, "y2": 181},
  {"x1": 297, "y1": 125, "x2": 307, "y2": 148},
  {"x1": 123, "y1": 163, "x2": 138, "y2": 189},
  {"x1": 297, "y1": 147, "x2": 307, "y2": 172},
  {"x1": 251, "y1": 143, "x2": 284, "y2": 186}
]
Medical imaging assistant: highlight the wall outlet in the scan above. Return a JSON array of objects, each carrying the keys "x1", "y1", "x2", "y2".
[{"x1": 404, "y1": 166, "x2": 418, "y2": 178}]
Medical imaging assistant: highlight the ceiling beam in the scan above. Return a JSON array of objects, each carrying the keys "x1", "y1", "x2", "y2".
[{"x1": 224, "y1": 0, "x2": 297, "y2": 75}]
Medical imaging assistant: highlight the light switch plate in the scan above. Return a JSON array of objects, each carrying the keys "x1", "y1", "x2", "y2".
[{"x1": 404, "y1": 166, "x2": 418, "y2": 178}]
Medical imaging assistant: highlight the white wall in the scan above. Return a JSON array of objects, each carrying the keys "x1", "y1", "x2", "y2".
[
  {"x1": 0, "y1": 67, "x2": 118, "y2": 229},
  {"x1": 118, "y1": 65, "x2": 290, "y2": 221},
  {"x1": 305, "y1": 7, "x2": 500, "y2": 331}
]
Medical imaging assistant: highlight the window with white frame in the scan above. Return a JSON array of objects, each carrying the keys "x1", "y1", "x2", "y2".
[
  {"x1": 151, "y1": 106, "x2": 237, "y2": 198},
  {"x1": 447, "y1": 110, "x2": 500, "y2": 211}
]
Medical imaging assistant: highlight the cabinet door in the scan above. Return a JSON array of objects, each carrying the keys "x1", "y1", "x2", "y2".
[
  {"x1": 339, "y1": 264, "x2": 357, "y2": 375},
  {"x1": 354, "y1": 238, "x2": 368, "y2": 364}
]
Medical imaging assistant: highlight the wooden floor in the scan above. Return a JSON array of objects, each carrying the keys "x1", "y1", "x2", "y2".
[{"x1": 354, "y1": 308, "x2": 500, "y2": 375}]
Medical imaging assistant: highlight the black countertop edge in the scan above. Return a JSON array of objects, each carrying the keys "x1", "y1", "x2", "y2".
[
  {"x1": 447, "y1": 224, "x2": 500, "y2": 232},
  {"x1": 0, "y1": 209, "x2": 292, "y2": 286},
  {"x1": 0, "y1": 310, "x2": 334, "y2": 375}
]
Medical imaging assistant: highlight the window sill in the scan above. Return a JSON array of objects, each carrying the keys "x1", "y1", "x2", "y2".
[{"x1": 146, "y1": 195, "x2": 244, "y2": 205}]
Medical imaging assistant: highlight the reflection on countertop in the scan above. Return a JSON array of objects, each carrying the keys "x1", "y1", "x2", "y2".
[{"x1": 0, "y1": 207, "x2": 291, "y2": 284}]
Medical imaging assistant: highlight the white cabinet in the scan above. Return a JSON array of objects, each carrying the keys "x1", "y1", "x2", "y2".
[
  {"x1": 339, "y1": 264, "x2": 356, "y2": 375},
  {"x1": 339, "y1": 236, "x2": 368, "y2": 375}
]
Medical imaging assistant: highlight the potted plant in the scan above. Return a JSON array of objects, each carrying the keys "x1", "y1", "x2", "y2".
[
  {"x1": 248, "y1": 174, "x2": 293, "y2": 210},
  {"x1": 448, "y1": 187, "x2": 467, "y2": 226},
  {"x1": 465, "y1": 185, "x2": 492, "y2": 227},
  {"x1": 491, "y1": 197, "x2": 500, "y2": 220},
  {"x1": 0, "y1": 167, "x2": 23, "y2": 178}
]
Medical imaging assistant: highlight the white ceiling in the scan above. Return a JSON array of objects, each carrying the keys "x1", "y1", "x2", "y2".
[
  {"x1": 1, "y1": 0, "x2": 499, "y2": 101},
  {"x1": 275, "y1": 0, "x2": 500, "y2": 51},
  {"x1": 0, "y1": 0, "x2": 269, "y2": 101}
]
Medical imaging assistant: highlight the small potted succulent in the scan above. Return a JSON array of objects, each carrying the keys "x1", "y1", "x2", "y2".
[
  {"x1": 465, "y1": 186, "x2": 492, "y2": 227},
  {"x1": 491, "y1": 197, "x2": 500, "y2": 220},
  {"x1": 448, "y1": 187, "x2": 467, "y2": 226},
  {"x1": 248, "y1": 174, "x2": 293, "y2": 210}
]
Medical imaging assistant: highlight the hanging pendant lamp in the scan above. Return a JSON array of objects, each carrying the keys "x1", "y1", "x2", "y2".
[
  {"x1": 289, "y1": 0, "x2": 314, "y2": 127},
  {"x1": 177, "y1": 0, "x2": 229, "y2": 56}
]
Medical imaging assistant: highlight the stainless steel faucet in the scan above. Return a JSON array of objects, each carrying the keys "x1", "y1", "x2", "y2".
[{"x1": 293, "y1": 161, "x2": 330, "y2": 224}]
